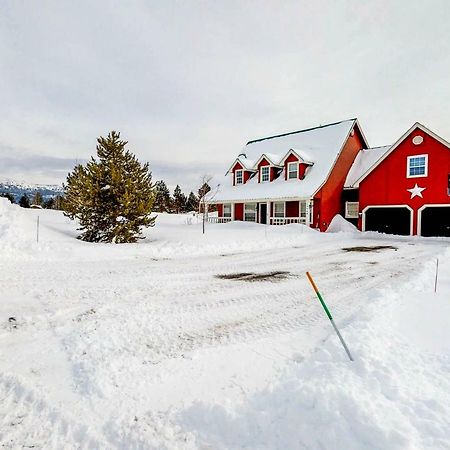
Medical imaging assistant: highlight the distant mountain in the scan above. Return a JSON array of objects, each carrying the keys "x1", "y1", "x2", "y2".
[{"x1": 0, "y1": 180, "x2": 64, "y2": 202}]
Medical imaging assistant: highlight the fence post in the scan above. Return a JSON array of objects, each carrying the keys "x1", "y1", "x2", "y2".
[{"x1": 36, "y1": 215, "x2": 40, "y2": 243}]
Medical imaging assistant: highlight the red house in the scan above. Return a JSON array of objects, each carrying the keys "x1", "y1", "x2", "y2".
[
  {"x1": 209, "y1": 119, "x2": 368, "y2": 232},
  {"x1": 344, "y1": 122, "x2": 450, "y2": 237},
  {"x1": 208, "y1": 120, "x2": 450, "y2": 237}
]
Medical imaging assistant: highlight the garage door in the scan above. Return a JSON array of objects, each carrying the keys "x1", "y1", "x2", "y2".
[
  {"x1": 420, "y1": 206, "x2": 450, "y2": 237},
  {"x1": 364, "y1": 207, "x2": 411, "y2": 235}
]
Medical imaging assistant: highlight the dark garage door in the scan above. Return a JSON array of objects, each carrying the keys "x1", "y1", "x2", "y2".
[
  {"x1": 420, "y1": 207, "x2": 450, "y2": 237},
  {"x1": 365, "y1": 207, "x2": 411, "y2": 235}
]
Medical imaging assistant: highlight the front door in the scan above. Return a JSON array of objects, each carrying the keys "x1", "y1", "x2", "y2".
[{"x1": 259, "y1": 203, "x2": 267, "y2": 224}]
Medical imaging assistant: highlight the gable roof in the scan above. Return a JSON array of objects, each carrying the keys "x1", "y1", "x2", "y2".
[
  {"x1": 344, "y1": 145, "x2": 391, "y2": 188},
  {"x1": 210, "y1": 118, "x2": 367, "y2": 203},
  {"x1": 347, "y1": 122, "x2": 450, "y2": 187}
]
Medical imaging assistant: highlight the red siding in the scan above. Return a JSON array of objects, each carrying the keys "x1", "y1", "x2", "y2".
[
  {"x1": 234, "y1": 203, "x2": 244, "y2": 221},
  {"x1": 258, "y1": 158, "x2": 271, "y2": 182},
  {"x1": 313, "y1": 126, "x2": 366, "y2": 231},
  {"x1": 217, "y1": 204, "x2": 223, "y2": 217},
  {"x1": 286, "y1": 201, "x2": 299, "y2": 217},
  {"x1": 359, "y1": 128, "x2": 450, "y2": 234},
  {"x1": 284, "y1": 153, "x2": 308, "y2": 180}
]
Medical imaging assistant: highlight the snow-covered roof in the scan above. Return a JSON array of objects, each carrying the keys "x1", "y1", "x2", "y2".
[
  {"x1": 212, "y1": 119, "x2": 363, "y2": 203},
  {"x1": 344, "y1": 145, "x2": 391, "y2": 188}
]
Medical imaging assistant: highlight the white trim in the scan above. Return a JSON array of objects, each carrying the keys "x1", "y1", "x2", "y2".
[
  {"x1": 417, "y1": 203, "x2": 450, "y2": 236},
  {"x1": 208, "y1": 196, "x2": 312, "y2": 205},
  {"x1": 345, "y1": 201, "x2": 359, "y2": 219},
  {"x1": 312, "y1": 119, "x2": 366, "y2": 197},
  {"x1": 273, "y1": 201, "x2": 285, "y2": 218},
  {"x1": 235, "y1": 169, "x2": 244, "y2": 185},
  {"x1": 244, "y1": 202, "x2": 257, "y2": 222},
  {"x1": 260, "y1": 165, "x2": 270, "y2": 183},
  {"x1": 406, "y1": 154, "x2": 428, "y2": 178},
  {"x1": 287, "y1": 161, "x2": 299, "y2": 179},
  {"x1": 225, "y1": 158, "x2": 257, "y2": 175},
  {"x1": 223, "y1": 203, "x2": 232, "y2": 218},
  {"x1": 279, "y1": 149, "x2": 314, "y2": 166},
  {"x1": 254, "y1": 154, "x2": 283, "y2": 168},
  {"x1": 362, "y1": 204, "x2": 413, "y2": 235},
  {"x1": 353, "y1": 122, "x2": 450, "y2": 187}
]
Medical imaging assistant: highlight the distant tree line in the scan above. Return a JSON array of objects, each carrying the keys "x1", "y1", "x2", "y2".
[
  {"x1": 153, "y1": 180, "x2": 211, "y2": 214},
  {"x1": 0, "y1": 191, "x2": 64, "y2": 209}
]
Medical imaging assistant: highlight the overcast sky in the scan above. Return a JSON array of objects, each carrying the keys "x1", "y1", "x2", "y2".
[{"x1": 1, "y1": 0, "x2": 450, "y2": 192}]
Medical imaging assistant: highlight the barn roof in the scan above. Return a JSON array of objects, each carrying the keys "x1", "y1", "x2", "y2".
[
  {"x1": 344, "y1": 145, "x2": 391, "y2": 189},
  {"x1": 211, "y1": 119, "x2": 365, "y2": 203}
]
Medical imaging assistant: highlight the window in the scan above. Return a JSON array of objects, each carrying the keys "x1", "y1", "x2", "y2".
[
  {"x1": 407, "y1": 155, "x2": 428, "y2": 178},
  {"x1": 244, "y1": 203, "x2": 257, "y2": 221},
  {"x1": 260, "y1": 166, "x2": 270, "y2": 182},
  {"x1": 300, "y1": 201, "x2": 307, "y2": 219},
  {"x1": 223, "y1": 204, "x2": 232, "y2": 218},
  {"x1": 345, "y1": 202, "x2": 359, "y2": 219},
  {"x1": 288, "y1": 162, "x2": 298, "y2": 179},
  {"x1": 274, "y1": 202, "x2": 284, "y2": 218},
  {"x1": 235, "y1": 169, "x2": 243, "y2": 184}
]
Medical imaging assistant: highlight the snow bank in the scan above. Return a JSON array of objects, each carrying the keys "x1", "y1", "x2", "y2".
[
  {"x1": 180, "y1": 253, "x2": 450, "y2": 450},
  {"x1": 327, "y1": 214, "x2": 359, "y2": 233}
]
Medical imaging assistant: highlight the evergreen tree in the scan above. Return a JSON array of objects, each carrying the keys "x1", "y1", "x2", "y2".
[
  {"x1": 172, "y1": 185, "x2": 186, "y2": 214},
  {"x1": 54, "y1": 195, "x2": 64, "y2": 210},
  {"x1": 0, "y1": 192, "x2": 15, "y2": 204},
  {"x1": 63, "y1": 131, "x2": 156, "y2": 243},
  {"x1": 185, "y1": 192, "x2": 198, "y2": 212},
  {"x1": 32, "y1": 191, "x2": 43, "y2": 206},
  {"x1": 153, "y1": 180, "x2": 171, "y2": 212},
  {"x1": 19, "y1": 195, "x2": 30, "y2": 208},
  {"x1": 43, "y1": 197, "x2": 55, "y2": 209},
  {"x1": 198, "y1": 182, "x2": 211, "y2": 201}
]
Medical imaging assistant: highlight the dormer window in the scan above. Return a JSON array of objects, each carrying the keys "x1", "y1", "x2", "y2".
[
  {"x1": 287, "y1": 162, "x2": 298, "y2": 179},
  {"x1": 235, "y1": 169, "x2": 243, "y2": 185},
  {"x1": 261, "y1": 166, "x2": 270, "y2": 182},
  {"x1": 407, "y1": 155, "x2": 428, "y2": 178}
]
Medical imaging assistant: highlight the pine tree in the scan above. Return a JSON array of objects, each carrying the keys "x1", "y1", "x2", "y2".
[
  {"x1": 153, "y1": 180, "x2": 171, "y2": 212},
  {"x1": 32, "y1": 191, "x2": 43, "y2": 206},
  {"x1": 63, "y1": 131, "x2": 156, "y2": 243},
  {"x1": 43, "y1": 198, "x2": 55, "y2": 209},
  {"x1": 197, "y1": 182, "x2": 211, "y2": 212},
  {"x1": 0, "y1": 192, "x2": 15, "y2": 204},
  {"x1": 186, "y1": 192, "x2": 198, "y2": 212},
  {"x1": 172, "y1": 185, "x2": 186, "y2": 214},
  {"x1": 19, "y1": 195, "x2": 30, "y2": 208},
  {"x1": 54, "y1": 195, "x2": 64, "y2": 210}
]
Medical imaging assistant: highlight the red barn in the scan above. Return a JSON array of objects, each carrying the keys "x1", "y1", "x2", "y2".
[
  {"x1": 209, "y1": 119, "x2": 367, "y2": 232},
  {"x1": 345, "y1": 123, "x2": 450, "y2": 237}
]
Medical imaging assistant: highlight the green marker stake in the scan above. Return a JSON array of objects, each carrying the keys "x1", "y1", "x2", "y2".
[{"x1": 306, "y1": 272, "x2": 354, "y2": 362}]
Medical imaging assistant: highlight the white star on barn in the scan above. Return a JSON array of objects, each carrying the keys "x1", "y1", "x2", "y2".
[{"x1": 407, "y1": 184, "x2": 426, "y2": 199}]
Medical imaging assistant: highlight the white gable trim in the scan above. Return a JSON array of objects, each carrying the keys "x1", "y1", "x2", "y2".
[
  {"x1": 312, "y1": 119, "x2": 364, "y2": 197},
  {"x1": 254, "y1": 154, "x2": 283, "y2": 168},
  {"x1": 225, "y1": 158, "x2": 257, "y2": 175},
  {"x1": 279, "y1": 149, "x2": 314, "y2": 166},
  {"x1": 352, "y1": 122, "x2": 450, "y2": 187}
]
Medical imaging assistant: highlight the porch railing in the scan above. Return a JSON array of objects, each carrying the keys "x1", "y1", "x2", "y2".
[
  {"x1": 269, "y1": 217, "x2": 307, "y2": 225},
  {"x1": 207, "y1": 217, "x2": 232, "y2": 223}
]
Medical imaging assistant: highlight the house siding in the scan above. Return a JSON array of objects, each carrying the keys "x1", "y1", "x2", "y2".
[
  {"x1": 313, "y1": 127, "x2": 366, "y2": 231},
  {"x1": 358, "y1": 128, "x2": 450, "y2": 234}
]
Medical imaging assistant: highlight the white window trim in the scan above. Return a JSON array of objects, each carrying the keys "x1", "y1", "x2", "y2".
[
  {"x1": 223, "y1": 203, "x2": 232, "y2": 218},
  {"x1": 287, "y1": 162, "x2": 299, "y2": 180},
  {"x1": 273, "y1": 201, "x2": 285, "y2": 218},
  {"x1": 244, "y1": 203, "x2": 257, "y2": 222},
  {"x1": 406, "y1": 154, "x2": 428, "y2": 178},
  {"x1": 235, "y1": 169, "x2": 243, "y2": 185},
  {"x1": 345, "y1": 201, "x2": 359, "y2": 219},
  {"x1": 299, "y1": 200, "x2": 307, "y2": 219},
  {"x1": 260, "y1": 166, "x2": 270, "y2": 183}
]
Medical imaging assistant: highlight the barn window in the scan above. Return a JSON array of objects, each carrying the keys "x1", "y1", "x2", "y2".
[
  {"x1": 244, "y1": 203, "x2": 257, "y2": 221},
  {"x1": 287, "y1": 162, "x2": 298, "y2": 179},
  {"x1": 345, "y1": 202, "x2": 359, "y2": 219},
  {"x1": 274, "y1": 202, "x2": 285, "y2": 218},
  {"x1": 223, "y1": 204, "x2": 232, "y2": 218},
  {"x1": 407, "y1": 155, "x2": 428, "y2": 178},
  {"x1": 260, "y1": 166, "x2": 270, "y2": 182},
  {"x1": 235, "y1": 170, "x2": 243, "y2": 184},
  {"x1": 300, "y1": 201, "x2": 307, "y2": 219}
]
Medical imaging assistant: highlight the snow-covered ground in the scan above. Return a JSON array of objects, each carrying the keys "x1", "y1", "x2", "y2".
[{"x1": 0, "y1": 198, "x2": 449, "y2": 449}]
